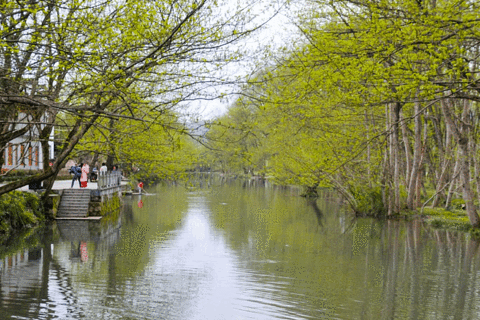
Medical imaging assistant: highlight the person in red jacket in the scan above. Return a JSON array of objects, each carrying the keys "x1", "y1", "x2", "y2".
[
  {"x1": 137, "y1": 181, "x2": 144, "y2": 194},
  {"x1": 80, "y1": 163, "x2": 89, "y2": 188}
]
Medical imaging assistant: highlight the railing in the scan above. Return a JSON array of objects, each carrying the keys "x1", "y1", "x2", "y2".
[{"x1": 97, "y1": 171, "x2": 121, "y2": 190}]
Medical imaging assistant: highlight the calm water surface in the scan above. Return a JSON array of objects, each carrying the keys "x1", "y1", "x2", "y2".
[{"x1": 1, "y1": 179, "x2": 480, "y2": 319}]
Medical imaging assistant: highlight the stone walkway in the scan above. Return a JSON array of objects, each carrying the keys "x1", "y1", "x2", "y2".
[
  {"x1": 21, "y1": 180, "x2": 99, "y2": 191},
  {"x1": 3, "y1": 179, "x2": 129, "y2": 191}
]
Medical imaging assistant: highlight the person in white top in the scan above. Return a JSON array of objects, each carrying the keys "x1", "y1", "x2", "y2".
[{"x1": 99, "y1": 163, "x2": 108, "y2": 175}]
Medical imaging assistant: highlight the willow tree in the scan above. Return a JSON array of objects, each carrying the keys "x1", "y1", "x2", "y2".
[{"x1": 0, "y1": 0, "x2": 275, "y2": 200}]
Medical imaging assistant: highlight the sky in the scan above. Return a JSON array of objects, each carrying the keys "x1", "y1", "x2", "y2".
[{"x1": 186, "y1": 1, "x2": 299, "y2": 120}]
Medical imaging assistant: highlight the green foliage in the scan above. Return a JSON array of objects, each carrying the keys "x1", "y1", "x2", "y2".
[
  {"x1": 99, "y1": 194, "x2": 121, "y2": 217},
  {"x1": 0, "y1": 191, "x2": 44, "y2": 235},
  {"x1": 72, "y1": 106, "x2": 197, "y2": 180},
  {"x1": 23, "y1": 192, "x2": 43, "y2": 217},
  {"x1": 203, "y1": 0, "x2": 480, "y2": 225},
  {"x1": 0, "y1": 227, "x2": 44, "y2": 258},
  {"x1": 205, "y1": 102, "x2": 266, "y2": 176},
  {"x1": 0, "y1": 0, "x2": 269, "y2": 198},
  {"x1": 350, "y1": 186, "x2": 386, "y2": 217},
  {"x1": 450, "y1": 199, "x2": 466, "y2": 210},
  {"x1": 422, "y1": 207, "x2": 471, "y2": 232}
]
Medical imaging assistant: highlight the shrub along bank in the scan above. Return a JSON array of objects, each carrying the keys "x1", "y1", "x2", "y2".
[{"x1": 0, "y1": 191, "x2": 45, "y2": 242}]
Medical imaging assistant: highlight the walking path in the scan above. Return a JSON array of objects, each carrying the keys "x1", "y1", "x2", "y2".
[
  {"x1": 21, "y1": 180, "x2": 98, "y2": 191},
  {"x1": 2, "y1": 179, "x2": 129, "y2": 192}
]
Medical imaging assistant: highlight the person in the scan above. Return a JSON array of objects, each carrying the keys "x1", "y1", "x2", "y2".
[
  {"x1": 90, "y1": 167, "x2": 98, "y2": 181},
  {"x1": 80, "y1": 163, "x2": 89, "y2": 188},
  {"x1": 71, "y1": 164, "x2": 82, "y2": 188},
  {"x1": 99, "y1": 163, "x2": 107, "y2": 175},
  {"x1": 137, "y1": 181, "x2": 145, "y2": 194}
]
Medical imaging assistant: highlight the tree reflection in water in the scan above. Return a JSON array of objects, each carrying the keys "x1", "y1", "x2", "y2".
[{"x1": 1, "y1": 180, "x2": 480, "y2": 319}]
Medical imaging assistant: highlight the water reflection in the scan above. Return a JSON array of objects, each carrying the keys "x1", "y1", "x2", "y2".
[{"x1": 1, "y1": 179, "x2": 480, "y2": 319}]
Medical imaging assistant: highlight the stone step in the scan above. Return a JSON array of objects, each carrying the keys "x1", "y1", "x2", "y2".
[
  {"x1": 57, "y1": 205, "x2": 89, "y2": 210},
  {"x1": 59, "y1": 198, "x2": 90, "y2": 202},
  {"x1": 61, "y1": 193, "x2": 91, "y2": 197},
  {"x1": 57, "y1": 212, "x2": 88, "y2": 216},
  {"x1": 59, "y1": 202, "x2": 89, "y2": 206},
  {"x1": 58, "y1": 203, "x2": 89, "y2": 208},
  {"x1": 57, "y1": 189, "x2": 91, "y2": 218},
  {"x1": 58, "y1": 206, "x2": 89, "y2": 212},
  {"x1": 62, "y1": 191, "x2": 90, "y2": 195},
  {"x1": 57, "y1": 213, "x2": 88, "y2": 217},
  {"x1": 61, "y1": 196, "x2": 90, "y2": 201}
]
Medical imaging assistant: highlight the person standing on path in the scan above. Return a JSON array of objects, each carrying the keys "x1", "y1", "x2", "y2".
[
  {"x1": 138, "y1": 181, "x2": 145, "y2": 194},
  {"x1": 99, "y1": 163, "x2": 107, "y2": 175},
  {"x1": 71, "y1": 164, "x2": 82, "y2": 188},
  {"x1": 80, "y1": 163, "x2": 89, "y2": 188}
]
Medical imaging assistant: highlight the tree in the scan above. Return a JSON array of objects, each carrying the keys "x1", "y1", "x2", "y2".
[
  {"x1": 206, "y1": 101, "x2": 264, "y2": 176},
  {"x1": 76, "y1": 109, "x2": 197, "y2": 179},
  {"x1": 0, "y1": 0, "x2": 277, "y2": 200},
  {"x1": 213, "y1": 0, "x2": 480, "y2": 225}
]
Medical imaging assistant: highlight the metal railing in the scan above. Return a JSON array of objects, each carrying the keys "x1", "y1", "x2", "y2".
[{"x1": 97, "y1": 171, "x2": 121, "y2": 190}]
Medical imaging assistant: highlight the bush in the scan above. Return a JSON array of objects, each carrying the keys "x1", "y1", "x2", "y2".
[
  {"x1": 0, "y1": 191, "x2": 44, "y2": 235},
  {"x1": 450, "y1": 198, "x2": 465, "y2": 210},
  {"x1": 350, "y1": 186, "x2": 386, "y2": 217}
]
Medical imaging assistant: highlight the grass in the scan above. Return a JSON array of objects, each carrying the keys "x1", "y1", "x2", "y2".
[{"x1": 420, "y1": 207, "x2": 472, "y2": 233}]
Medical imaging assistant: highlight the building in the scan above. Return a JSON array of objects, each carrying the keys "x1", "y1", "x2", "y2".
[{"x1": 2, "y1": 112, "x2": 54, "y2": 172}]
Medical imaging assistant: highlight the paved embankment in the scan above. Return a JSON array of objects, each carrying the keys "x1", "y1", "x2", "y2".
[{"x1": 2, "y1": 179, "x2": 129, "y2": 192}]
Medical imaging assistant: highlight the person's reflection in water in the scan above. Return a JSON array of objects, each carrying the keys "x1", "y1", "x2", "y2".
[
  {"x1": 70, "y1": 241, "x2": 81, "y2": 259},
  {"x1": 80, "y1": 241, "x2": 88, "y2": 262},
  {"x1": 69, "y1": 241, "x2": 88, "y2": 262}
]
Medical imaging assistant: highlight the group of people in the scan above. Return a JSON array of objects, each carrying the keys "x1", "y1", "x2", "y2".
[{"x1": 70, "y1": 162, "x2": 109, "y2": 188}]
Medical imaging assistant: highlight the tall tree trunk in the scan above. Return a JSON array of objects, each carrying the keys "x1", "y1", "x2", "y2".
[
  {"x1": 407, "y1": 100, "x2": 422, "y2": 210},
  {"x1": 474, "y1": 141, "x2": 480, "y2": 206},
  {"x1": 445, "y1": 153, "x2": 460, "y2": 209},
  {"x1": 91, "y1": 151, "x2": 100, "y2": 170},
  {"x1": 365, "y1": 110, "x2": 372, "y2": 187},
  {"x1": 385, "y1": 104, "x2": 393, "y2": 215},
  {"x1": 415, "y1": 114, "x2": 429, "y2": 208},
  {"x1": 440, "y1": 98, "x2": 480, "y2": 227},
  {"x1": 400, "y1": 111, "x2": 412, "y2": 187},
  {"x1": 106, "y1": 118, "x2": 116, "y2": 169},
  {"x1": 391, "y1": 102, "x2": 402, "y2": 214},
  {"x1": 39, "y1": 111, "x2": 58, "y2": 210},
  {"x1": 432, "y1": 122, "x2": 452, "y2": 207}
]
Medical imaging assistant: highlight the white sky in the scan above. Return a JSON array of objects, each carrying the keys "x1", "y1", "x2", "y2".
[{"x1": 186, "y1": 1, "x2": 299, "y2": 120}]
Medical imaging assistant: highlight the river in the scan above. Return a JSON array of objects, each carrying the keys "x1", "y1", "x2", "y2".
[{"x1": 1, "y1": 178, "x2": 480, "y2": 319}]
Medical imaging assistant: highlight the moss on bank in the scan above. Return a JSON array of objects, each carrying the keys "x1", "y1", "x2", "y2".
[
  {"x1": 100, "y1": 194, "x2": 121, "y2": 216},
  {"x1": 348, "y1": 186, "x2": 480, "y2": 237},
  {"x1": 418, "y1": 207, "x2": 472, "y2": 233},
  {"x1": 0, "y1": 191, "x2": 45, "y2": 241}
]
